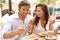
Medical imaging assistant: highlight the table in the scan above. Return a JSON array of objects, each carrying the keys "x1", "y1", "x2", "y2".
[
  {"x1": 30, "y1": 34, "x2": 58, "y2": 40},
  {"x1": 37, "y1": 35, "x2": 58, "y2": 40},
  {"x1": 22, "y1": 33, "x2": 58, "y2": 40}
]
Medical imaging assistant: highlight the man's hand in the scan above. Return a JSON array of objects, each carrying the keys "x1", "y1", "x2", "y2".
[{"x1": 16, "y1": 27, "x2": 25, "y2": 35}]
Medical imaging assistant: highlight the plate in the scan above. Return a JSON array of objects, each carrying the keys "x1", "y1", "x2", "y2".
[
  {"x1": 38, "y1": 33, "x2": 47, "y2": 37},
  {"x1": 22, "y1": 35, "x2": 38, "y2": 40},
  {"x1": 22, "y1": 36, "x2": 38, "y2": 40},
  {"x1": 28, "y1": 34, "x2": 38, "y2": 40},
  {"x1": 22, "y1": 36, "x2": 29, "y2": 40},
  {"x1": 29, "y1": 37, "x2": 38, "y2": 40}
]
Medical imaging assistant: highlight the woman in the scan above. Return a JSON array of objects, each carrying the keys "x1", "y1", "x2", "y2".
[{"x1": 28, "y1": 3, "x2": 58, "y2": 35}]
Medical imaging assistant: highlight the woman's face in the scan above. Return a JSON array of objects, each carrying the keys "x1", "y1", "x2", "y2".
[{"x1": 36, "y1": 7, "x2": 44, "y2": 18}]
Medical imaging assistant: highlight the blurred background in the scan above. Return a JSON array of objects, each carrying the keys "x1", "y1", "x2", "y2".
[{"x1": 0, "y1": 0, "x2": 60, "y2": 17}]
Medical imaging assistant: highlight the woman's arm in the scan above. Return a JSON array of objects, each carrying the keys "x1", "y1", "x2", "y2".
[
  {"x1": 49, "y1": 22, "x2": 53, "y2": 30},
  {"x1": 49, "y1": 16, "x2": 56, "y2": 30}
]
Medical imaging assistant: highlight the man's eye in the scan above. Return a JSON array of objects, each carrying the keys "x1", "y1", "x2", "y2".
[
  {"x1": 23, "y1": 9, "x2": 25, "y2": 11},
  {"x1": 39, "y1": 11, "x2": 40, "y2": 12}
]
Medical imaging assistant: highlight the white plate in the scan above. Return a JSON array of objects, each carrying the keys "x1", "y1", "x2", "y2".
[
  {"x1": 38, "y1": 33, "x2": 47, "y2": 37},
  {"x1": 29, "y1": 36, "x2": 38, "y2": 40},
  {"x1": 22, "y1": 36, "x2": 38, "y2": 40},
  {"x1": 22, "y1": 36, "x2": 29, "y2": 40}
]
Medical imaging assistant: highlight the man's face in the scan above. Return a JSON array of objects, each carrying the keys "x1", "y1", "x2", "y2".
[{"x1": 19, "y1": 5, "x2": 30, "y2": 17}]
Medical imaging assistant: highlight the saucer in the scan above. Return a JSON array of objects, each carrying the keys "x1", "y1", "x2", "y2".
[{"x1": 45, "y1": 36, "x2": 56, "y2": 40}]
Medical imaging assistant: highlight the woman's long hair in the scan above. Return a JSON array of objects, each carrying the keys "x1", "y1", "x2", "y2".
[{"x1": 34, "y1": 3, "x2": 49, "y2": 27}]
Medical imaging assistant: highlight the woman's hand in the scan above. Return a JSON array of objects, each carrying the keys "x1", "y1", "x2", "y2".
[
  {"x1": 28, "y1": 24, "x2": 34, "y2": 35},
  {"x1": 54, "y1": 28, "x2": 58, "y2": 35},
  {"x1": 28, "y1": 19, "x2": 34, "y2": 35},
  {"x1": 49, "y1": 16, "x2": 56, "y2": 30},
  {"x1": 49, "y1": 16, "x2": 56, "y2": 24}
]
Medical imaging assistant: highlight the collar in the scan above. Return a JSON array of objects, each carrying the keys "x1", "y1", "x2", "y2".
[
  {"x1": 10, "y1": 12, "x2": 19, "y2": 19},
  {"x1": 11, "y1": 12, "x2": 30, "y2": 20}
]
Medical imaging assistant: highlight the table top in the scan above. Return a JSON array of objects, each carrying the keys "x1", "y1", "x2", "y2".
[{"x1": 22, "y1": 34, "x2": 58, "y2": 40}]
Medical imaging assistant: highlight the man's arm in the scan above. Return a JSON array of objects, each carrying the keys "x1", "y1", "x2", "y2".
[{"x1": 3, "y1": 28, "x2": 25, "y2": 39}]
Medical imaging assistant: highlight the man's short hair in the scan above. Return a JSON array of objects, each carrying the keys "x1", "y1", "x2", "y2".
[{"x1": 18, "y1": 1, "x2": 30, "y2": 8}]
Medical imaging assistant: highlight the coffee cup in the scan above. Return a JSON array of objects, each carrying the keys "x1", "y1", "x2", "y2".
[{"x1": 48, "y1": 30, "x2": 54, "y2": 38}]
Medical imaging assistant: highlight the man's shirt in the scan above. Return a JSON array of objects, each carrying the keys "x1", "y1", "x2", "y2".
[{"x1": 0, "y1": 12, "x2": 33, "y2": 40}]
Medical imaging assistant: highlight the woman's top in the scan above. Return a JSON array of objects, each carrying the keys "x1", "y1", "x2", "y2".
[{"x1": 33, "y1": 20, "x2": 58, "y2": 34}]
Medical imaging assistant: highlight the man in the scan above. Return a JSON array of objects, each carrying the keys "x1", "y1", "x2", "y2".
[{"x1": 1, "y1": 1, "x2": 33, "y2": 40}]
